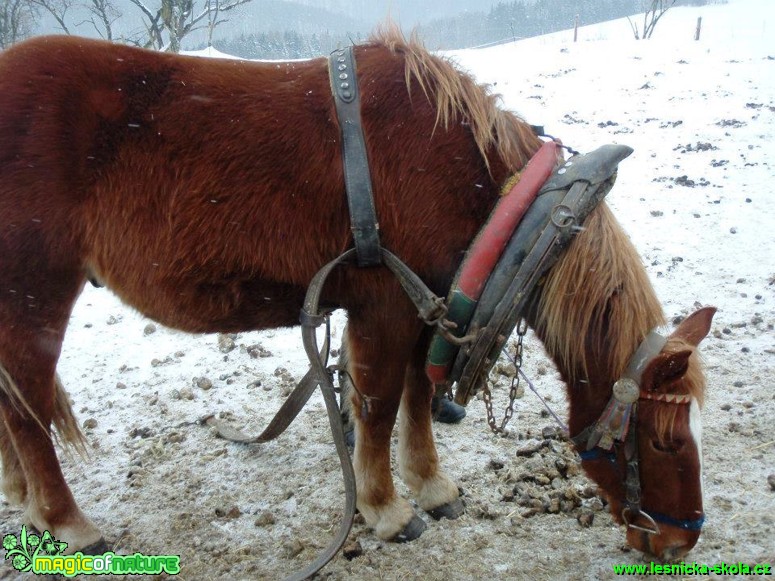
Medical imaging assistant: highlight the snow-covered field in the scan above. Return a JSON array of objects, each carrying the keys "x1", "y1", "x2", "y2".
[{"x1": 1, "y1": 1, "x2": 773, "y2": 579}]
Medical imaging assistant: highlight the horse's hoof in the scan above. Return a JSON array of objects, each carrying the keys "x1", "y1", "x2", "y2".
[
  {"x1": 427, "y1": 498, "x2": 465, "y2": 521},
  {"x1": 391, "y1": 515, "x2": 427, "y2": 543},
  {"x1": 80, "y1": 538, "x2": 109, "y2": 555}
]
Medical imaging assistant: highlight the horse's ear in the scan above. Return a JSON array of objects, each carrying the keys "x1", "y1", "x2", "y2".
[
  {"x1": 643, "y1": 349, "x2": 693, "y2": 391},
  {"x1": 670, "y1": 306, "x2": 716, "y2": 346}
]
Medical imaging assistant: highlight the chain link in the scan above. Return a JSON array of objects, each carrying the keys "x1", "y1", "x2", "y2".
[{"x1": 483, "y1": 319, "x2": 528, "y2": 434}]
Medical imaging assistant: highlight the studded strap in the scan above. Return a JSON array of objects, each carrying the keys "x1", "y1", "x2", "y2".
[{"x1": 328, "y1": 47, "x2": 382, "y2": 267}]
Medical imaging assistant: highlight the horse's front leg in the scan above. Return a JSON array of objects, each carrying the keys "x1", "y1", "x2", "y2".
[
  {"x1": 345, "y1": 313, "x2": 426, "y2": 541},
  {"x1": 397, "y1": 334, "x2": 463, "y2": 520}
]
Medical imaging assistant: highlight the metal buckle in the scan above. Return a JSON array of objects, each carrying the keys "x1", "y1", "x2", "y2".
[{"x1": 622, "y1": 507, "x2": 661, "y2": 536}]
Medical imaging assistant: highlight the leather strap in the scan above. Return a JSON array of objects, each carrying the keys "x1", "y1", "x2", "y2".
[
  {"x1": 204, "y1": 319, "x2": 331, "y2": 444},
  {"x1": 295, "y1": 246, "x2": 442, "y2": 580},
  {"x1": 622, "y1": 331, "x2": 667, "y2": 384},
  {"x1": 329, "y1": 47, "x2": 382, "y2": 267}
]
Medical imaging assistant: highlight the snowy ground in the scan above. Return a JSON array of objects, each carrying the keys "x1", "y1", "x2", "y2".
[{"x1": 1, "y1": 0, "x2": 774, "y2": 579}]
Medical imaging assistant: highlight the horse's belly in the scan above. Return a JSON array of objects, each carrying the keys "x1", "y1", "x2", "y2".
[{"x1": 98, "y1": 269, "x2": 307, "y2": 335}]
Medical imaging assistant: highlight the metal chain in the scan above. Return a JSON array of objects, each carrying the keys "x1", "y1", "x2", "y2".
[{"x1": 483, "y1": 318, "x2": 528, "y2": 434}]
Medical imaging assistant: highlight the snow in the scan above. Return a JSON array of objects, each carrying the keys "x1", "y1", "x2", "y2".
[
  {"x1": 2, "y1": 1, "x2": 774, "y2": 578},
  {"x1": 448, "y1": 0, "x2": 774, "y2": 347},
  {"x1": 182, "y1": 46, "x2": 244, "y2": 60}
]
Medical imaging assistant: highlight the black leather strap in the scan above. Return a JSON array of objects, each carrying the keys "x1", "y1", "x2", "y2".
[{"x1": 329, "y1": 47, "x2": 382, "y2": 267}]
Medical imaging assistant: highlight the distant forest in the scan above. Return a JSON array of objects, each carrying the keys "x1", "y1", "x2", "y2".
[{"x1": 211, "y1": 0, "x2": 713, "y2": 59}]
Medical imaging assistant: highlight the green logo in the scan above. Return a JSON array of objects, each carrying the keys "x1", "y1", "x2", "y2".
[
  {"x1": 3, "y1": 525, "x2": 68, "y2": 573},
  {"x1": 3, "y1": 526, "x2": 180, "y2": 576}
]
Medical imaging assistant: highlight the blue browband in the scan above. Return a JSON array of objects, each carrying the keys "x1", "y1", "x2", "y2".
[{"x1": 578, "y1": 448, "x2": 615, "y2": 461}]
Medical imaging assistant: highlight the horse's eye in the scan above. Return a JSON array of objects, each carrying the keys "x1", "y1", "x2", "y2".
[{"x1": 650, "y1": 439, "x2": 685, "y2": 455}]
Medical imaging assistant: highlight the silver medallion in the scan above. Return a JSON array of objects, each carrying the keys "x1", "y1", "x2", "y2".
[{"x1": 612, "y1": 378, "x2": 639, "y2": 404}]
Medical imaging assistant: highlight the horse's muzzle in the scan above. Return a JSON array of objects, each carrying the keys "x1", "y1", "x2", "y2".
[{"x1": 627, "y1": 523, "x2": 701, "y2": 561}]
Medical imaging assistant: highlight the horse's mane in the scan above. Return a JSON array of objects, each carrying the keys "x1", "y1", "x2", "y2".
[
  {"x1": 369, "y1": 26, "x2": 705, "y2": 439},
  {"x1": 369, "y1": 24, "x2": 541, "y2": 175},
  {"x1": 535, "y1": 203, "x2": 705, "y2": 438},
  {"x1": 536, "y1": 204, "x2": 706, "y2": 394},
  {"x1": 536, "y1": 203, "x2": 665, "y2": 382}
]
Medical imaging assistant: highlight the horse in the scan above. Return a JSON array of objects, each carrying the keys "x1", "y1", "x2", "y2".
[{"x1": 0, "y1": 27, "x2": 714, "y2": 567}]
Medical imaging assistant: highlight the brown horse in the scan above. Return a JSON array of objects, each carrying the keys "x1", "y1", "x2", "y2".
[{"x1": 0, "y1": 27, "x2": 714, "y2": 564}]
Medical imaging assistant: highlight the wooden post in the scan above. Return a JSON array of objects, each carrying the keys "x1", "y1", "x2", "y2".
[
  {"x1": 574, "y1": 14, "x2": 579, "y2": 42},
  {"x1": 695, "y1": 16, "x2": 702, "y2": 41}
]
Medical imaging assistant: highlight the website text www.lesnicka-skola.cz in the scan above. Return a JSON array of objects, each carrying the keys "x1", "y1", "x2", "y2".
[{"x1": 612, "y1": 561, "x2": 772, "y2": 576}]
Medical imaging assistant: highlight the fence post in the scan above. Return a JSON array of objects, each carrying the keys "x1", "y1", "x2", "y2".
[
  {"x1": 574, "y1": 14, "x2": 579, "y2": 42},
  {"x1": 695, "y1": 16, "x2": 702, "y2": 41}
]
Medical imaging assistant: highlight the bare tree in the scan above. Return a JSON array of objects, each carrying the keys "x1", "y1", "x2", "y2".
[
  {"x1": 204, "y1": 0, "x2": 219, "y2": 47},
  {"x1": 129, "y1": 0, "x2": 252, "y2": 52},
  {"x1": 1, "y1": 0, "x2": 252, "y2": 52},
  {"x1": 83, "y1": 0, "x2": 121, "y2": 41},
  {"x1": 0, "y1": 0, "x2": 38, "y2": 47},
  {"x1": 126, "y1": 0, "x2": 164, "y2": 49},
  {"x1": 628, "y1": 0, "x2": 677, "y2": 40},
  {"x1": 28, "y1": 0, "x2": 73, "y2": 35}
]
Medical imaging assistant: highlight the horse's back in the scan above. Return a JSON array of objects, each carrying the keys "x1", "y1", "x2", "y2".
[
  {"x1": 0, "y1": 35, "x2": 335, "y2": 210},
  {"x1": 0, "y1": 34, "x2": 499, "y2": 333}
]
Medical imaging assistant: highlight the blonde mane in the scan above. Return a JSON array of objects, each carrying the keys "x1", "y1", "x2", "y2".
[
  {"x1": 535, "y1": 203, "x2": 705, "y2": 439},
  {"x1": 536, "y1": 203, "x2": 664, "y2": 382},
  {"x1": 370, "y1": 25, "x2": 541, "y2": 175},
  {"x1": 369, "y1": 26, "x2": 705, "y2": 440}
]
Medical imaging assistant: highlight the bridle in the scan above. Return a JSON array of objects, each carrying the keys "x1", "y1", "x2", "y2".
[{"x1": 570, "y1": 331, "x2": 705, "y2": 535}]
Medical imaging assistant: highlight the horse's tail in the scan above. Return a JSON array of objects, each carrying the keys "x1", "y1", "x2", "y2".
[
  {"x1": 0, "y1": 363, "x2": 87, "y2": 457},
  {"x1": 53, "y1": 374, "x2": 88, "y2": 457}
]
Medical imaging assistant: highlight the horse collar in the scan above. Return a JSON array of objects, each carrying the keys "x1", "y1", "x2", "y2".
[
  {"x1": 328, "y1": 47, "x2": 382, "y2": 267},
  {"x1": 426, "y1": 144, "x2": 634, "y2": 405}
]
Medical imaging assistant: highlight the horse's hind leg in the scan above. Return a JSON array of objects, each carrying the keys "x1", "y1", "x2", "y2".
[
  {"x1": 1, "y1": 377, "x2": 84, "y2": 506},
  {"x1": 0, "y1": 276, "x2": 102, "y2": 551},
  {"x1": 397, "y1": 333, "x2": 463, "y2": 520}
]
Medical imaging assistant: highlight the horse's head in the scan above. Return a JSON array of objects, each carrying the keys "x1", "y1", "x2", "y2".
[{"x1": 577, "y1": 306, "x2": 715, "y2": 560}]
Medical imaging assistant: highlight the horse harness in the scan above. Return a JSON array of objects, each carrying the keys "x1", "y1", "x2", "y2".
[{"x1": 205, "y1": 46, "x2": 682, "y2": 580}]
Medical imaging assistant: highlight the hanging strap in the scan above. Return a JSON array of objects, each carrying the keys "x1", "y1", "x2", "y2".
[
  {"x1": 202, "y1": 318, "x2": 332, "y2": 444},
  {"x1": 206, "y1": 246, "x2": 445, "y2": 581}
]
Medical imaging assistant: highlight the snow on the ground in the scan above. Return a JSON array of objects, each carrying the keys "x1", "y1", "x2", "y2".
[{"x1": 2, "y1": 1, "x2": 773, "y2": 579}]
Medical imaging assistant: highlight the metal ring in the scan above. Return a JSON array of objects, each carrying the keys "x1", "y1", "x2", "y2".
[
  {"x1": 622, "y1": 507, "x2": 661, "y2": 536},
  {"x1": 551, "y1": 204, "x2": 576, "y2": 228}
]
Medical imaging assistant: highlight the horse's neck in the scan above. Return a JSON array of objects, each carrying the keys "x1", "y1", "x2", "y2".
[{"x1": 526, "y1": 319, "x2": 619, "y2": 437}]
